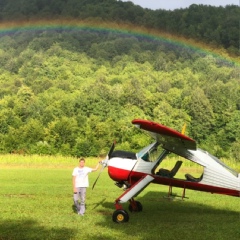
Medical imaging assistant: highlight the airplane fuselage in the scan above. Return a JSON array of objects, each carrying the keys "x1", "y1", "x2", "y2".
[{"x1": 108, "y1": 157, "x2": 240, "y2": 198}]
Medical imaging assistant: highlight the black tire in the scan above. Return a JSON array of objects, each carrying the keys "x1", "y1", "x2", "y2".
[
  {"x1": 128, "y1": 201, "x2": 143, "y2": 212},
  {"x1": 112, "y1": 209, "x2": 129, "y2": 223}
]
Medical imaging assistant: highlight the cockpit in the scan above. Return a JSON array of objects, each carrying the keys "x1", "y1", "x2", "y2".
[{"x1": 136, "y1": 142, "x2": 164, "y2": 162}]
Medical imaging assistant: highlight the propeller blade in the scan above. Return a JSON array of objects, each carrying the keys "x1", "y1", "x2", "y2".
[
  {"x1": 92, "y1": 142, "x2": 116, "y2": 190},
  {"x1": 108, "y1": 141, "x2": 115, "y2": 159},
  {"x1": 92, "y1": 165, "x2": 105, "y2": 190}
]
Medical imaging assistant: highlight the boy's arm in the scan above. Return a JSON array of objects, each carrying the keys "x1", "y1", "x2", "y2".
[{"x1": 91, "y1": 162, "x2": 100, "y2": 172}]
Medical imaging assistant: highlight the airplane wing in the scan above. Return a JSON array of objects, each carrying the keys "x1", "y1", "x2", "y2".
[{"x1": 132, "y1": 119, "x2": 197, "y2": 153}]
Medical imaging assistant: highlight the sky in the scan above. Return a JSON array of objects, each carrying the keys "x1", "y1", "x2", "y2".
[{"x1": 120, "y1": 0, "x2": 239, "y2": 10}]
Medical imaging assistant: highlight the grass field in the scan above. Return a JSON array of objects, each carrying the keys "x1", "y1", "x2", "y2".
[{"x1": 0, "y1": 154, "x2": 240, "y2": 240}]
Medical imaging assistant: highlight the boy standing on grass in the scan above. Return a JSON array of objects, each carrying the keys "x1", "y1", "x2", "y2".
[{"x1": 72, "y1": 157, "x2": 100, "y2": 216}]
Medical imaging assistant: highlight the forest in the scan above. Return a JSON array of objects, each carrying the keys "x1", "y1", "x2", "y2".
[{"x1": 0, "y1": 0, "x2": 239, "y2": 161}]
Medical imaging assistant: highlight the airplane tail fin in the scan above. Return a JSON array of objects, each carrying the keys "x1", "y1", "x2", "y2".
[{"x1": 181, "y1": 123, "x2": 187, "y2": 135}]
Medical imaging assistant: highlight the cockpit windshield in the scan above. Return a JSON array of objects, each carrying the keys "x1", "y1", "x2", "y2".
[
  {"x1": 137, "y1": 142, "x2": 163, "y2": 162},
  {"x1": 137, "y1": 142, "x2": 156, "y2": 159}
]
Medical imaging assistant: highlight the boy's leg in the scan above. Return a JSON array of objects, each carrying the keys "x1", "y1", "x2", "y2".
[
  {"x1": 79, "y1": 187, "x2": 86, "y2": 215},
  {"x1": 73, "y1": 189, "x2": 80, "y2": 212}
]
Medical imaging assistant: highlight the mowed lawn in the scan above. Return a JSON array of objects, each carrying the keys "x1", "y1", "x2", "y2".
[{"x1": 0, "y1": 155, "x2": 239, "y2": 240}]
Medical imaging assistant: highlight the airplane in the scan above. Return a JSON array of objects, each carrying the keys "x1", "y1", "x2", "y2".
[{"x1": 92, "y1": 119, "x2": 240, "y2": 223}]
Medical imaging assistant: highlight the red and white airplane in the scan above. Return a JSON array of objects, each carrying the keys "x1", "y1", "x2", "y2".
[{"x1": 93, "y1": 119, "x2": 240, "y2": 223}]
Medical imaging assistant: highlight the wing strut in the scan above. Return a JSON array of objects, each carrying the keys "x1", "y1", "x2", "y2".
[{"x1": 115, "y1": 175, "x2": 154, "y2": 204}]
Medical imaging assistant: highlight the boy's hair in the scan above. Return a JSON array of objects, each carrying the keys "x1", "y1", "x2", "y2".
[{"x1": 79, "y1": 157, "x2": 85, "y2": 162}]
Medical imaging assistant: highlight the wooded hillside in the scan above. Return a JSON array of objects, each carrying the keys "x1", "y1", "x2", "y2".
[
  {"x1": 0, "y1": 0, "x2": 239, "y2": 56},
  {"x1": 0, "y1": 0, "x2": 239, "y2": 161}
]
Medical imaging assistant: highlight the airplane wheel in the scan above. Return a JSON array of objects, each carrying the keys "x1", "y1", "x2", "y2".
[
  {"x1": 128, "y1": 201, "x2": 143, "y2": 212},
  {"x1": 112, "y1": 209, "x2": 129, "y2": 223}
]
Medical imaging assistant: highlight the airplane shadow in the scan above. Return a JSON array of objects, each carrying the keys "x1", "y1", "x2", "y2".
[
  {"x1": 0, "y1": 219, "x2": 75, "y2": 240},
  {"x1": 92, "y1": 190, "x2": 240, "y2": 240}
]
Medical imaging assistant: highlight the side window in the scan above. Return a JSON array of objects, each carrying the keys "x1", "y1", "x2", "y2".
[
  {"x1": 148, "y1": 148, "x2": 162, "y2": 162},
  {"x1": 142, "y1": 152, "x2": 149, "y2": 161}
]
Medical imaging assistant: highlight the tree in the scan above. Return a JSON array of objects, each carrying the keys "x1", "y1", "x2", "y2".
[
  {"x1": 182, "y1": 87, "x2": 215, "y2": 142},
  {"x1": 45, "y1": 117, "x2": 78, "y2": 153}
]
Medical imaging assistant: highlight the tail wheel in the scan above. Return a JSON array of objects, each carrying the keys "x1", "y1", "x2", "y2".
[
  {"x1": 128, "y1": 201, "x2": 143, "y2": 212},
  {"x1": 112, "y1": 209, "x2": 129, "y2": 223}
]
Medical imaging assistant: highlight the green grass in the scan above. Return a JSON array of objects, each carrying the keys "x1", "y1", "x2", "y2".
[{"x1": 0, "y1": 155, "x2": 240, "y2": 240}]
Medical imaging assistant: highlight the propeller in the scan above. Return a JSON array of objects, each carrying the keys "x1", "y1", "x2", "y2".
[{"x1": 92, "y1": 142, "x2": 115, "y2": 190}]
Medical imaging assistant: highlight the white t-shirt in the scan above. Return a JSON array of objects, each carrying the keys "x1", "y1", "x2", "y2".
[{"x1": 72, "y1": 167, "x2": 92, "y2": 188}]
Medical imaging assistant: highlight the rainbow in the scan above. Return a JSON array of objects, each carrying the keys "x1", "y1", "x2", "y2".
[{"x1": 0, "y1": 19, "x2": 239, "y2": 66}]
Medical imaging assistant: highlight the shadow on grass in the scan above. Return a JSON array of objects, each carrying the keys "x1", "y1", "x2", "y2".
[
  {"x1": 94, "y1": 190, "x2": 240, "y2": 240},
  {"x1": 0, "y1": 219, "x2": 75, "y2": 240}
]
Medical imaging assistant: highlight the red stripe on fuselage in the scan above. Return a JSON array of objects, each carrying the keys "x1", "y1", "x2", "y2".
[
  {"x1": 108, "y1": 166, "x2": 131, "y2": 182},
  {"x1": 152, "y1": 175, "x2": 240, "y2": 197}
]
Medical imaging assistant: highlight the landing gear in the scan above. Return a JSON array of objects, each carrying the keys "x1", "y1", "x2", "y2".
[
  {"x1": 112, "y1": 209, "x2": 129, "y2": 223},
  {"x1": 128, "y1": 200, "x2": 143, "y2": 212},
  {"x1": 112, "y1": 199, "x2": 142, "y2": 223}
]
